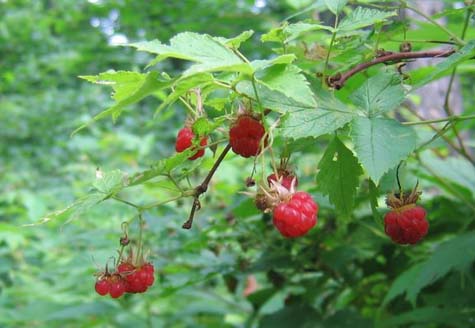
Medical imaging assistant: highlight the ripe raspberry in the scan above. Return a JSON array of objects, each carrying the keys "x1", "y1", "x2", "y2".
[
  {"x1": 95, "y1": 278, "x2": 110, "y2": 296},
  {"x1": 267, "y1": 170, "x2": 298, "y2": 190},
  {"x1": 273, "y1": 191, "x2": 318, "y2": 238},
  {"x1": 109, "y1": 275, "x2": 127, "y2": 298},
  {"x1": 118, "y1": 261, "x2": 155, "y2": 294},
  {"x1": 175, "y1": 127, "x2": 207, "y2": 160},
  {"x1": 384, "y1": 206, "x2": 428, "y2": 245},
  {"x1": 229, "y1": 115, "x2": 266, "y2": 158}
]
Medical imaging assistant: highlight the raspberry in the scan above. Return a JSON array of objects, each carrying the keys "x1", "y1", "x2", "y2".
[
  {"x1": 384, "y1": 206, "x2": 428, "y2": 245},
  {"x1": 175, "y1": 127, "x2": 207, "y2": 160},
  {"x1": 117, "y1": 261, "x2": 155, "y2": 294},
  {"x1": 95, "y1": 278, "x2": 110, "y2": 296},
  {"x1": 229, "y1": 115, "x2": 266, "y2": 158},
  {"x1": 272, "y1": 191, "x2": 318, "y2": 238},
  {"x1": 109, "y1": 275, "x2": 127, "y2": 298},
  {"x1": 267, "y1": 170, "x2": 298, "y2": 190}
]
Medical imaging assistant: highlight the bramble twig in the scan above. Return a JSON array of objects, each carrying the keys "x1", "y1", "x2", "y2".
[{"x1": 326, "y1": 48, "x2": 456, "y2": 89}]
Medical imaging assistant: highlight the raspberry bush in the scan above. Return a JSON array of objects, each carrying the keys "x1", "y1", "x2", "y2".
[{"x1": 13, "y1": 1, "x2": 475, "y2": 327}]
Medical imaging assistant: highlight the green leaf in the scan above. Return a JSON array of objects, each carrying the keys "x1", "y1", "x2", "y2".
[
  {"x1": 75, "y1": 71, "x2": 169, "y2": 134},
  {"x1": 351, "y1": 117, "x2": 416, "y2": 183},
  {"x1": 317, "y1": 137, "x2": 363, "y2": 217},
  {"x1": 337, "y1": 7, "x2": 397, "y2": 32},
  {"x1": 324, "y1": 0, "x2": 348, "y2": 15},
  {"x1": 217, "y1": 30, "x2": 254, "y2": 48},
  {"x1": 93, "y1": 169, "x2": 127, "y2": 195},
  {"x1": 383, "y1": 233, "x2": 475, "y2": 307},
  {"x1": 250, "y1": 54, "x2": 296, "y2": 71},
  {"x1": 261, "y1": 22, "x2": 333, "y2": 43},
  {"x1": 349, "y1": 72, "x2": 405, "y2": 117},
  {"x1": 383, "y1": 306, "x2": 474, "y2": 328},
  {"x1": 256, "y1": 64, "x2": 316, "y2": 107},
  {"x1": 127, "y1": 32, "x2": 251, "y2": 76},
  {"x1": 413, "y1": 40, "x2": 475, "y2": 88},
  {"x1": 280, "y1": 88, "x2": 355, "y2": 139},
  {"x1": 260, "y1": 304, "x2": 321, "y2": 328}
]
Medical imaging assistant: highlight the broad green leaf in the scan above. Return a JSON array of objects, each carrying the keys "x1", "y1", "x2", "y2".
[
  {"x1": 280, "y1": 88, "x2": 355, "y2": 139},
  {"x1": 324, "y1": 0, "x2": 348, "y2": 15},
  {"x1": 317, "y1": 137, "x2": 363, "y2": 217},
  {"x1": 406, "y1": 232, "x2": 475, "y2": 305},
  {"x1": 350, "y1": 72, "x2": 405, "y2": 117},
  {"x1": 337, "y1": 7, "x2": 397, "y2": 32},
  {"x1": 256, "y1": 64, "x2": 316, "y2": 107},
  {"x1": 93, "y1": 169, "x2": 127, "y2": 195},
  {"x1": 236, "y1": 80, "x2": 314, "y2": 113},
  {"x1": 383, "y1": 306, "x2": 474, "y2": 328},
  {"x1": 351, "y1": 117, "x2": 416, "y2": 183},
  {"x1": 127, "y1": 32, "x2": 251, "y2": 75},
  {"x1": 75, "y1": 71, "x2": 169, "y2": 133},
  {"x1": 383, "y1": 233, "x2": 475, "y2": 307},
  {"x1": 413, "y1": 40, "x2": 475, "y2": 88}
]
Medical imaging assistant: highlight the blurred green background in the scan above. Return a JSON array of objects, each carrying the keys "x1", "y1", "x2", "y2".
[{"x1": 1, "y1": 1, "x2": 475, "y2": 327}]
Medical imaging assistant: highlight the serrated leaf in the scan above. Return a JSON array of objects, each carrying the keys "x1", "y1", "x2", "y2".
[
  {"x1": 337, "y1": 7, "x2": 396, "y2": 32},
  {"x1": 351, "y1": 117, "x2": 416, "y2": 183},
  {"x1": 280, "y1": 88, "x2": 355, "y2": 139},
  {"x1": 75, "y1": 71, "x2": 169, "y2": 134},
  {"x1": 93, "y1": 169, "x2": 127, "y2": 195},
  {"x1": 127, "y1": 32, "x2": 251, "y2": 76},
  {"x1": 324, "y1": 0, "x2": 348, "y2": 15},
  {"x1": 236, "y1": 80, "x2": 314, "y2": 113},
  {"x1": 382, "y1": 263, "x2": 424, "y2": 306},
  {"x1": 217, "y1": 30, "x2": 254, "y2": 48},
  {"x1": 413, "y1": 40, "x2": 475, "y2": 88},
  {"x1": 350, "y1": 72, "x2": 405, "y2": 117},
  {"x1": 317, "y1": 137, "x2": 362, "y2": 217},
  {"x1": 256, "y1": 64, "x2": 316, "y2": 107}
]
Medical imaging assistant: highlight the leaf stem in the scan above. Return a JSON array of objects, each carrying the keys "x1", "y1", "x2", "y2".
[
  {"x1": 402, "y1": 113, "x2": 475, "y2": 126},
  {"x1": 322, "y1": 15, "x2": 339, "y2": 85}
]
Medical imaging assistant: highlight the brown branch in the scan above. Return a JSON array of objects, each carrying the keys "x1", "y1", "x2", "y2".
[
  {"x1": 182, "y1": 144, "x2": 232, "y2": 229},
  {"x1": 327, "y1": 48, "x2": 456, "y2": 89}
]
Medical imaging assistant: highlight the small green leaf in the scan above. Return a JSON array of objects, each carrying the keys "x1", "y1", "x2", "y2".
[
  {"x1": 280, "y1": 89, "x2": 355, "y2": 139},
  {"x1": 324, "y1": 0, "x2": 348, "y2": 15},
  {"x1": 350, "y1": 72, "x2": 405, "y2": 117},
  {"x1": 261, "y1": 22, "x2": 333, "y2": 43},
  {"x1": 351, "y1": 117, "x2": 416, "y2": 183},
  {"x1": 250, "y1": 54, "x2": 296, "y2": 71},
  {"x1": 192, "y1": 117, "x2": 210, "y2": 136},
  {"x1": 256, "y1": 64, "x2": 316, "y2": 107},
  {"x1": 413, "y1": 40, "x2": 475, "y2": 88},
  {"x1": 93, "y1": 169, "x2": 127, "y2": 195},
  {"x1": 317, "y1": 137, "x2": 363, "y2": 217},
  {"x1": 217, "y1": 30, "x2": 254, "y2": 48},
  {"x1": 337, "y1": 7, "x2": 396, "y2": 32},
  {"x1": 75, "y1": 71, "x2": 169, "y2": 134}
]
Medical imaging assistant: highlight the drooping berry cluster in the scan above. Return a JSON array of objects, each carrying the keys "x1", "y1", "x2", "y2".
[
  {"x1": 94, "y1": 261, "x2": 155, "y2": 298},
  {"x1": 384, "y1": 187, "x2": 429, "y2": 245},
  {"x1": 229, "y1": 115, "x2": 267, "y2": 158},
  {"x1": 175, "y1": 126, "x2": 208, "y2": 160}
]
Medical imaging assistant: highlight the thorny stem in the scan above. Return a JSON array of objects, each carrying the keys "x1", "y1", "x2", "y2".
[
  {"x1": 182, "y1": 144, "x2": 232, "y2": 229},
  {"x1": 323, "y1": 14, "x2": 339, "y2": 86},
  {"x1": 327, "y1": 48, "x2": 456, "y2": 89}
]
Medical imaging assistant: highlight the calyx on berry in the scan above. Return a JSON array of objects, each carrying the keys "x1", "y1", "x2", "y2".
[
  {"x1": 229, "y1": 114, "x2": 267, "y2": 158},
  {"x1": 384, "y1": 185, "x2": 429, "y2": 245},
  {"x1": 267, "y1": 158, "x2": 298, "y2": 190}
]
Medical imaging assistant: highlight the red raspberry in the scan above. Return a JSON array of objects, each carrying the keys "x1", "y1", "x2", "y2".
[
  {"x1": 109, "y1": 275, "x2": 127, "y2": 298},
  {"x1": 267, "y1": 171, "x2": 298, "y2": 190},
  {"x1": 229, "y1": 115, "x2": 266, "y2": 158},
  {"x1": 95, "y1": 278, "x2": 110, "y2": 296},
  {"x1": 175, "y1": 127, "x2": 207, "y2": 160},
  {"x1": 118, "y1": 261, "x2": 155, "y2": 294},
  {"x1": 272, "y1": 191, "x2": 318, "y2": 238},
  {"x1": 384, "y1": 206, "x2": 428, "y2": 245}
]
